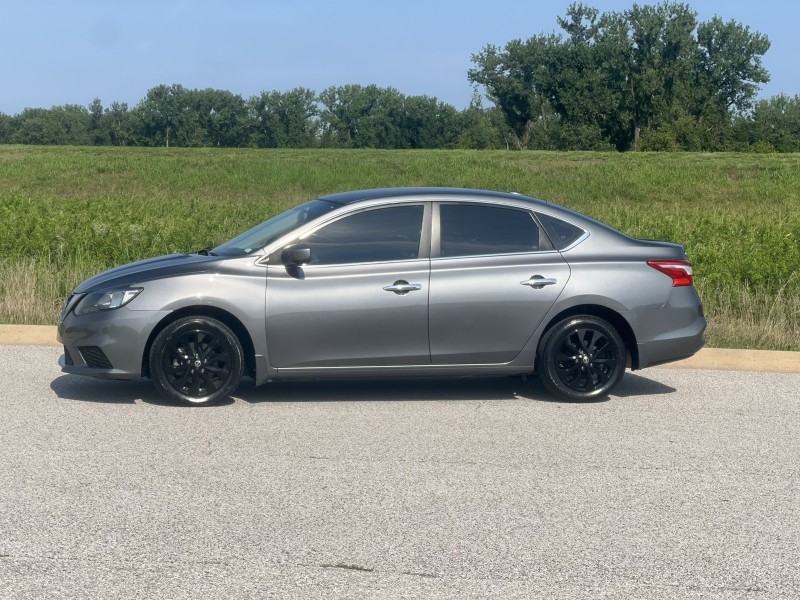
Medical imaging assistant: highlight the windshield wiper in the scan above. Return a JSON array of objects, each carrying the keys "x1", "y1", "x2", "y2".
[{"x1": 195, "y1": 247, "x2": 217, "y2": 256}]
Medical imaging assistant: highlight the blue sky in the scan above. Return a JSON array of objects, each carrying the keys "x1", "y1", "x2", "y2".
[{"x1": 1, "y1": 0, "x2": 797, "y2": 114}]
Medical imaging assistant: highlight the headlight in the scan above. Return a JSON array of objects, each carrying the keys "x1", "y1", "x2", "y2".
[{"x1": 74, "y1": 288, "x2": 143, "y2": 316}]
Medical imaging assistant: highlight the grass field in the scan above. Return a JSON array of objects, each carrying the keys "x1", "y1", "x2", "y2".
[{"x1": 0, "y1": 145, "x2": 798, "y2": 350}]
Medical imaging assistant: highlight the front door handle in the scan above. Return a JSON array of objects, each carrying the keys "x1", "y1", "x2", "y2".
[
  {"x1": 520, "y1": 275, "x2": 558, "y2": 289},
  {"x1": 383, "y1": 280, "x2": 422, "y2": 295}
]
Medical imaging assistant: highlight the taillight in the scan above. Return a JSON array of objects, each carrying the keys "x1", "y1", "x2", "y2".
[{"x1": 647, "y1": 260, "x2": 694, "y2": 287}]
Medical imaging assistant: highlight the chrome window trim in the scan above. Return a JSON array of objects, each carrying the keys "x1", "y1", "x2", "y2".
[
  {"x1": 559, "y1": 230, "x2": 591, "y2": 252},
  {"x1": 430, "y1": 249, "x2": 561, "y2": 262}
]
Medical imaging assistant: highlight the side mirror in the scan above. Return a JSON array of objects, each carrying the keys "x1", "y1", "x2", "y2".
[{"x1": 281, "y1": 245, "x2": 311, "y2": 266}]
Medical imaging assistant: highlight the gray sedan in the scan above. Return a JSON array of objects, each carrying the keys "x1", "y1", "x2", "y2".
[{"x1": 58, "y1": 188, "x2": 705, "y2": 405}]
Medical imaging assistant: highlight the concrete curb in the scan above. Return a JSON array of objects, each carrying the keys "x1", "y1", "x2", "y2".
[
  {"x1": 1, "y1": 324, "x2": 798, "y2": 374},
  {"x1": 657, "y1": 348, "x2": 799, "y2": 374},
  {"x1": 0, "y1": 325, "x2": 61, "y2": 346}
]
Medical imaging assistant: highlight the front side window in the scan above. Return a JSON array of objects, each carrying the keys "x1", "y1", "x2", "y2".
[
  {"x1": 214, "y1": 199, "x2": 339, "y2": 255},
  {"x1": 302, "y1": 205, "x2": 424, "y2": 265},
  {"x1": 439, "y1": 204, "x2": 541, "y2": 258}
]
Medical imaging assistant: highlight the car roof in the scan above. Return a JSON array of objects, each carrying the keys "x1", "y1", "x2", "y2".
[
  {"x1": 317, "y1": 187, "x2": 547, "y2": 207},
  {"x1": 315, "y1": 187, "x2": 635, "y2": 243}
]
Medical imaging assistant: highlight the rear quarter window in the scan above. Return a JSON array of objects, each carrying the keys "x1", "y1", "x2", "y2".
[{"x1": 536, "y1": 212, "x2": 586, "y2": 250}]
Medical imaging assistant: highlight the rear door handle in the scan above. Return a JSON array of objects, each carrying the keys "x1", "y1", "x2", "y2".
[
  {"x1": 383, "y1": 280, "x2": 422, "y2": 295},
  {"x1": 520, "y1": 275, "x2": 558, "y2": 289}
]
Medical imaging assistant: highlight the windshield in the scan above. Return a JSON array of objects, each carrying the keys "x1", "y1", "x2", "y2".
[{"x1": 212, "y1": 199, "x2": 339, "y2": 256}]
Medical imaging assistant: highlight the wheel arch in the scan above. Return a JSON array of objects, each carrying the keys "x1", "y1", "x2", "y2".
[
  {"x1": 538, "y1": 304, "x2": 639, "y2": 369},
  {"x1": 141, "y1": 306, "x2": 257, "y2": 379}
]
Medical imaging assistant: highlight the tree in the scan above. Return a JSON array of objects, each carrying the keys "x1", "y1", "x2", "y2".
[
  {"x1": 605, "y1": 2, "x2": 699, "y2": 148},
  {"x1": 105, "y1": 102, "x2": 135, "y2": 146},
  {"x1": 0, "y1": 113, "x2": 15, "y2": 143},
  {"x1": 135, "y1": 84, "x2": 189, "y2": 147},
  {"x1": 133, "y1": 85, "x2": 250, "y2": 147},
  {"x1": 88, "y1": 98, "x2": 108, "y2": 145},
  {"x1": 468, "y1": 36, "x2": 558, "y2": 148},
  {"x1": 319, "y1": 84, "x2": 405, "y2": 148},
  {"x1": 747, "y1": 95, "x2": 800, "y2": 152},
  {"x1": 10, "y1": 105, "x2": 91, "y2": 145},
  {"x1": 248, "y1": 88, "x2": 319, "y2": 148},
  {"x1": 468, "y1": 1, "x2": 771, "y2": 151},
  {"x1": 694, "y1": 17, "x2": 771, "y2": 121},
  {"x1": 319, "y1": 85, "x2": 464, "y2": 149},
  {"x1": 186, "y1": 88, "x2": 249, "y2": 147},
  {"x1": 399, "y1": 94, "x2": 461, "y2": 148},
  {"x1": 456, "y1": 93, "x2": 505, "y2": 149}
]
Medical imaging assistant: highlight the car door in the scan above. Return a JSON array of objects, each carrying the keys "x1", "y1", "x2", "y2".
[
  {"x1": 265, "y1": 203, "x2": 431, "y2": 369},
  {"x1": 429, "y1": 202, "x2": 570, "y2": 365}
]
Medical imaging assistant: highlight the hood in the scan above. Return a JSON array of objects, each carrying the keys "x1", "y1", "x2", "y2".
[{"x1": 74, "y1": 253, "x2": 220, "y2": 293}]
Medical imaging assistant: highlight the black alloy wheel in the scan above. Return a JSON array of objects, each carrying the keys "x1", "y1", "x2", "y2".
[
  {"x1": 538, "y1": 315, "x2": 626, "y2": 401},
  {"x1": 150, "y1": 316, "x2": 243, "y2": 405}
]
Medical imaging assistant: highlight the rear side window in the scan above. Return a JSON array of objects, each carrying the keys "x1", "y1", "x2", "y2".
[
  {"x1": 439, "y1": 204, "x2": 540, "y2": 257},
  {"x1": 536, "y1": 212, "x2": 585, "y2": 250}
]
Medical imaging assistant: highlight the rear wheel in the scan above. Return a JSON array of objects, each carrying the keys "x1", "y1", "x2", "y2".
[
  {"x1": 149, "y1": 316, "x2": 243, "y2": 406},
  {"x1": 538, "y1": 315, "x2": 626, "y2": 401}
]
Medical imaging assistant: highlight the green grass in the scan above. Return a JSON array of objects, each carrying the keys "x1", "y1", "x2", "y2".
[{"x1": 1, "y1": 145, "x2": 798, "y2": 349}]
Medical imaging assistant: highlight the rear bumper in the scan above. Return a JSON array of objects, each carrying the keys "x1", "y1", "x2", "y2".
[
  {"x1": 636, "y1": 330, "x2": 705, "y2": 369},
  {"x1": 632, "y1": 287, "x2": 707, "y2": 369}
]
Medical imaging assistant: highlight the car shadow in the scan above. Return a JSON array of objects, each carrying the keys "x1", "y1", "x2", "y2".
[
  {"x1": 49, "y1": 376, "x2": 234, "y2": 407},
  {"x1": 50, "y1": 371, "x2": 675, "y2": 406},
  {"x1": 613, "y1": 371, "x2": 677, "y2": 397}
]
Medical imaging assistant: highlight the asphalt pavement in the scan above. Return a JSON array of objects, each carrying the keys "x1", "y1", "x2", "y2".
[{"x1": 1, "y1": 344, "x2": 799, "y2": 599}]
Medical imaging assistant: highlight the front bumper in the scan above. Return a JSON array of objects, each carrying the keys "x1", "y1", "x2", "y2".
[{"x1": 58, "y1": 307, "x2": 170, "y2": 380}]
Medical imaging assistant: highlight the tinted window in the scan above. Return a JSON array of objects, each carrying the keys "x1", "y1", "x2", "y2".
[
  {"x1": 536, "y1": 213, "x2": 585, "y2": 250},
  {"x1": 304, "y1": 205, "x2": 424, "y2": 265},
  {"x1": 214, "y1": 199, "x2": 339, "y2": 255},
  {"x1": 439, "y1": 204, "x2": 540, "y2": 257}
]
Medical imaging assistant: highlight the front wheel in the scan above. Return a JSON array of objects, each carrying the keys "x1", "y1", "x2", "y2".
[
  {"x1": 149, "y1": 316, "x2": 244, "y2": 406},
  {"x1": 538, "y1": 315, "x2": 626, "y2": 401}
]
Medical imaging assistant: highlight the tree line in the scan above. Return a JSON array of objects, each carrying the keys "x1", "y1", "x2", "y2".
[
  {"x1": 0, "y1": 84, "x2": 505, "y2": 150},
  {"x1": 1, "y1": 2, "x2": 799, "y2": 152}
]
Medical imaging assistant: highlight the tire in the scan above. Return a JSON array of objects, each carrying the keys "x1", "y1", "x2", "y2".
[
  {"x1": 537, "y1": 315, "x2": 626, "y2": 401},
  {"x1": 149, "y1": 316, "x2": 244, "y2": 406}
]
